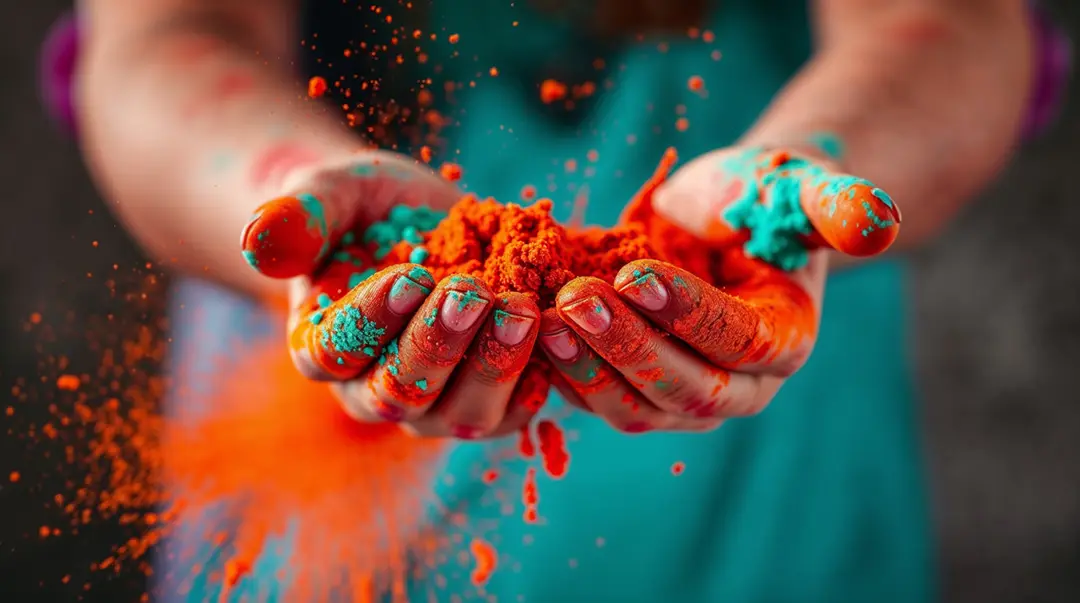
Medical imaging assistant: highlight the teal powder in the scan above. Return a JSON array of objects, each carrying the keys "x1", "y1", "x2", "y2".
[
  {"x1": 362, "y1": 205, "x2": 447, "y2": 259},
  {"x1": 409, "y1": 246, "x2": 430, "y2": 264},
  {"x1": 242, "y1": 250, "x2": 259, "y2": 269},
  {"x1": 402, "y1": 226, "x2": 424, "y2": 245},
  {"x1": 409, "y1": 266, "x2": 433, "y2": 282},
  {"x1": 424, "y1": 306, "x2": 438, "y2": 327},
  {"x1": 317, "y1": 294, "x2": 332, "y2": 309},
  {"x1": 871, "y1": 187, "x2": 894, "y2": 209},
  {"x1": 321, "y1": 306, "x2": 386, "y2": 353},
  {"x1": 415, "y1": 378, "x2": 428, "y2": 391},
  {"x1": 451, "y1": 289, "x2": 485, "y2": 312},
  {"x1": 296, "y1": 193, "x2": 330, "y2": 261},
  {"x1": 308, "y1": 311, "x2": 324, "y2": 325},
  {"x1": 348, "y1": 268, "x2": 377, "y2": 290},
  {"x1": 722, "y1": 149, "x2": 876, "y2": 271},
  {"x1": 807, "y1": 132, "x2": 845, "y2": 160},
  {"x1": 377, "y1": 337, "x2": 403, "y2": 375},
  {"x1": 389, "y1": 275, "x2": 431, "y2": 302}
]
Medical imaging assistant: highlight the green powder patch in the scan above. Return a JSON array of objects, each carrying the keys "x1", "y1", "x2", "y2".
[
  {"x1": 362, "y1": 205, "x2": 446, "y2": 259},
  {"x1": 722, "y1": 150, "x2": 875, "y2": 271},
  {"x1": 320, "y1": 306, "x2": 386, "y2": 354},
  {"x1": 423, "y1": 306, "x2": 438, "y2": 327},
  {"x1": 296, "y1": 193, "x2": 330, "y2": 261}
]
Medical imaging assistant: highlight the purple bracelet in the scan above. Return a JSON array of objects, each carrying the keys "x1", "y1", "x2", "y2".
[
  {"x1": 38, "y1": 7, "x2": 1072, "y2": 141},
  {"x1": 1024, "y1": 5, "x2": 1072, "y2": 139},
  {"x1": 40, "y1": 12, "x2": 80, "y2": 135}
]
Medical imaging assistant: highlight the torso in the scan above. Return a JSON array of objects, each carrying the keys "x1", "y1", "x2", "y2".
[{"x1": 163, "y1": 1, "x2": 934, "y2": 601}]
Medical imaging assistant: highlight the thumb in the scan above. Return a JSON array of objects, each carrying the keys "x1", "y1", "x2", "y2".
[
  {"x1": 240, "y1": 152, "x2": 462, "y2": 279},
  {"x1": 653, "y1": 148, "x2": 901, "y2": 264}
]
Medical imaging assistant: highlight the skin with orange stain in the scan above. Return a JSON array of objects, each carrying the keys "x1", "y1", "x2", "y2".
[{"x1": 245, "y1": 144, "x2": 898, "y2": 438}]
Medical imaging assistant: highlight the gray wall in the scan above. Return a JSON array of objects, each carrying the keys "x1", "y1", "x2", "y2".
[{"x1": 1, "y1": 1, "x2": 1077, "y2": 601}]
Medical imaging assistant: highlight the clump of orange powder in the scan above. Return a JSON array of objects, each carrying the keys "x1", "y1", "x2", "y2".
[{"x1": 377, "y1": 149, "x2": 708, "y2": 306}]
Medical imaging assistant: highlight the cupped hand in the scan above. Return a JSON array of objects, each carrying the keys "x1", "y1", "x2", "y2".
[
  {"x1": 536, "y1": 146, "x2": 901, "y2": 433},
  {"x1": 241, "y1": 151, "x2": 543, "y2": 439}
]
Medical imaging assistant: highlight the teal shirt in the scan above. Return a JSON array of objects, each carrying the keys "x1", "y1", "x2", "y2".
[{"x1": 165, "y1": 1, "x2": 934, "y2": 601}]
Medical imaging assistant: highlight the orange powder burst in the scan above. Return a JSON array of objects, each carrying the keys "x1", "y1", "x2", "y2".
[{"x1": 162, "y1": 340, "x2": 447, "y2": 601}]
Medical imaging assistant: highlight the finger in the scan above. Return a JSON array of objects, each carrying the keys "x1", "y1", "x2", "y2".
[
  {"x1": 653, "y1": 148, "x2": 901, "y2": 264},
  {"x1": 788, "y1": 156, "x2": 901, "y2": 257},
  {"x1": 240, "y1": 153, "x2": 460, "y2": 278},
  {"x1": 289, "y1": 263, "x2": 436, "y2": 381},
  {"x1": 556, "y1": 277, "x2": 769, "y2": 419},
  {"x1": 487, "y1": 360, "x2": 552, "y2": 438},
  {"x1": 335, "y1": 275, "x2": 494, "y2": 422},
  {"x1": 407, "y1": 293, "x2": 540, "y2": 438},
  {"x1": 536, "y1": 309, "x2": 673, "y2": 434},
  {"x1": 614, "y1": 259, "x2": 819, "y2": 376}
]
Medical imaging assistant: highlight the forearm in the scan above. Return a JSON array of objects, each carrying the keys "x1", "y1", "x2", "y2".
[
  {"x1": 742, "y1": 1, "x2": 1033, "y2": 250},
  {"x1": 77, "y1": 5, "x2": 359, "y2": 296}
]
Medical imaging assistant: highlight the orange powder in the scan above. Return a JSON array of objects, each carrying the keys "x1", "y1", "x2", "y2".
[
  {"x1": 162, "y1": 342, "x2": 447, "y2": 601},
  {"x1": 378, "y1": 149, "x2": 689, "y2": 310}
]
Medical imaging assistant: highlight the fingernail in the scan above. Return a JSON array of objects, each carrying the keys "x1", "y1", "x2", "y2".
[
  {"x1": 373, "y1": 400, "x2": 405, "y2": 422},
  {"x1": 539, "y1": 329, "x2": 580, "y2": 361},
  {"x1": 619, "y1": 274, "x2": 669, "y2": 311},
  {"x1": 871, "y1": 187, "x2": 902, "y2": 224},
  {"x1": 441, "y1": 290, "x2": 488, "y2": 332},
  {"x1": 452, "y1": 425, "x2": 483, "y2": 440},
  {"x1": 387, "y1": 276, "x2": 430, "y2": 315},
  {"x1": 493, "y1": 310, "x2": 534, "y2": 346},
  {"x1": 561, "y1": 297, "x2": 612, "y2": 335}
]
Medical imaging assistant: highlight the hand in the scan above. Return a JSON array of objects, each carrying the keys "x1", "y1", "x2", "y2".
[
  {"x1": 241, "y1": 151, "x2": 544, "y2": 439},
  {"x1": 535, "y1": 146, "x2": 901, "y2": 433}
]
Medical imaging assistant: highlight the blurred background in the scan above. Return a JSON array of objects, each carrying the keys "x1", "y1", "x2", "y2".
[{"x1": 1, "y1": 1, "x2": 1078, "y2": 601}]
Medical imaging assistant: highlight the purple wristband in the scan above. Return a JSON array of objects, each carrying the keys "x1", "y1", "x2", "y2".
[
  {"x1": 40, "y1": 12, "x2": 80, "y2": 136},
  {"x1": 1024, "y1": 4, "x2": 1072, "y2": 140}
]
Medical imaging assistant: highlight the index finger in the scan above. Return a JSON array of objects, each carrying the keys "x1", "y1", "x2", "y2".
[
  {"x1": 613, "y1": 258, "x2": 820, "y2": 376},
  {"x1": 723, "y1": 150, "x2": 902, "y2": 260},
  {"x1": 240, "y1": 154, "x2": 458, "y2": 278}
]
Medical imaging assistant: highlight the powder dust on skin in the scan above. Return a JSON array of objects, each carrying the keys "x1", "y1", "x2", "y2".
[
  {"x1": 16, "y1": 12, "x2": 906, "y2": 602},
  {"x1": 17, "y1": 148, "x2": 899, "y2": 602}
]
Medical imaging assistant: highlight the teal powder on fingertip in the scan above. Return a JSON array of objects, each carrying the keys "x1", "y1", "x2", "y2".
[
  {"x1": 409, "y1": 246, "x2": 430, "y2": 264},
  {"x1": 321, "y1": 306, "x2": 386, "y2": 353},
  {"x1": 296, "y1": 193, "x2": 331, "y2": 261},
  {"x1": 722, "y1": 149, "x2": 876, "y2": 271}
]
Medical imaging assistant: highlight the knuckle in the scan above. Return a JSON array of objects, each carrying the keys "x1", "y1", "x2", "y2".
[{"x1": 617, "y1": 335, "x2": 661, "y2": 368}]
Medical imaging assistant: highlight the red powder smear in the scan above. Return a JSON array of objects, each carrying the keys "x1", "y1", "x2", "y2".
[
  {"x1": 469, "y1": 538, "x2": 497, "y2": 586},
  {"x1": 162, "y1": 340, "x2": 446, "y2": 601},
  {"x1": 536, "y1": 420, "x2": 569, "y2": 479},
  {"x1": 522, "y1": 468, "x2": 539, "y2": 524},
  {"x1": 518, "y1": 425, "x2": 535, "y2": 458},
  {"x1": 672, "y1": 462, "x2": 685, "y2": 476}
]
